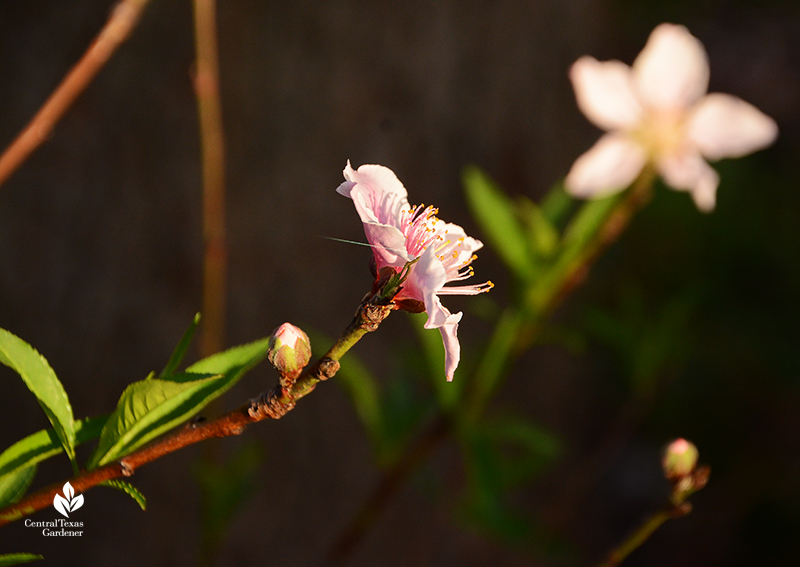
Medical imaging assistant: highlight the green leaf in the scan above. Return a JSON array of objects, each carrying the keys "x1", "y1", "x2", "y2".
[
  {"x1": 0, "y1": 329, "x2": 76, "y2": 470},
  {"x1": 334, "y1": 351, "x2": 382, "y2": 442},
  {"x1": 88, "y1": 338, "x2": 271, "y2": 468},
  {"x1": 459, "y1": 415, "x2": 560, "y2": 544},
  {"x1": 87, "y1": 373, "x2": 220, "y2": 468},
  {"x1": 410, "y1": 312, "x2": 465, "y2": 409},
  {"x1": 195, "y1": 442, "x2": 263, "y2": 553},
  {"x1": 561, "y1": 192, "x2": 623, "y2": 257},
  {"x1": 0, "y1": 466, "x2": 36, "y2": 508},
  {"x1": 463, "y1": 166, "x2": 536, "y2": 281},
  {"x1": 159, "y1": 313, "x2": 201, "y2": 378},
  {"x1": 539, "y1": 181, "x2": 575, "y2": 228},
  {"x1": 99, "y1": 479, "x2": 146, "y2": 510},
  {"x1": 0, "y1": 416, "x2": 106, "y2": 479},
  {"x1": 0, "y1": 553, "x2": 44, "y2": 567},
  {"x1": 518, "y1": 196, "x2": 560, "y2": 261}
]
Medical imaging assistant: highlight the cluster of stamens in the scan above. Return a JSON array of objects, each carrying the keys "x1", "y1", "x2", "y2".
[{"x1": 399, "y1": 203, "x2": 494, "y2": 295}]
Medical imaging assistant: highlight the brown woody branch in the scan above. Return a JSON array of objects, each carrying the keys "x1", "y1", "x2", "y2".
[{"x1": 0, "y1": 299, "x2": 393, "y2": 527}]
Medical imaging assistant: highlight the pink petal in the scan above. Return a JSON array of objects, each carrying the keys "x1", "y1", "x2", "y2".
[
  {"x1": 658, "y1": 149, "x2": 720, "y2": 212},
  {"x1": 434, "y1": 310, "x2": 463, "y2": 382},
  {"x1": 565, "y1": 133, "x2": 647, "y2": 198},
  {"x1": 570, "y1": 56, "x2": 643, "y2": 131},
  {"x1": 633, "y1": 24, "x2": 709, "y2": 111},
  {"x1": 687, "y1": 93, "x2": 778, "y2": 160},
  {"x1": 412, "y1": 245, "x2": 449, "y2": 316},
  {"x1": 336, "y1": 161, "x2": 409, "y2": 226},
  {"x1": 362, "y1": 223, "x2": 413, "y2": 268}
]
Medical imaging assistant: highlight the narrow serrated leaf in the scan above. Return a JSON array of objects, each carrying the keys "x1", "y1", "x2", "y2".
[
  {"x1": 0, "y1": 416, "x2": 106, "y2": 479},
  {"x1": 87, "y1": 373, "x2": 221, "y2": 469},
  {"x1": 463, "y1": 166, "x2": 536, "y2": 281},
  {"x1": 0, "y1": 465, "x2": 37, "y2": 508},
  {"x1": 0, "y1": 329, "x2": 76, "y2": 470},
  {"x1": 89, "y1": 338, "x2": 271, "y2": 468},
  {"x1": 159, "y1": 313, "x2": 201, "y2": 378},
  {"x1": 100, "y1": 479, "x2": 146, "y2": 510},
  {"x1": 0, "y1": 553, "x2": 44, "y2": 567}
]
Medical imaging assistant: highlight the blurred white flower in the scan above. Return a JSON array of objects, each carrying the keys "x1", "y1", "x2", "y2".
[{"x1": 566, "y1": 23, "x2": 778, "y2": 211}]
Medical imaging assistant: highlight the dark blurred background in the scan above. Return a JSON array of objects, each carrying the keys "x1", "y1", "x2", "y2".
[{"x1": 1, "y1": 0, "x2": 799, "y2": 565}]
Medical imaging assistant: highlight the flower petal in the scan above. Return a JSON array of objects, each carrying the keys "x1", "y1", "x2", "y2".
[
  {"x1": 411, "y1": 244, "x2": 448, "y2": 312},
  {"x1": 565, "y1": 133, "x2": 647, "y2": 198},
  {"x1": 336, "y1": 161, "x2": 410, "y2": 226},
  {"x1": 438, "y1": 314, "x2": 462, "y2": 382},
  {"x1": 633, "y1": 24, "x2": 709, "y2": 111},
  {"x1": 570, "y1": 56, "x2": 643, "y2": 131},
  {"x1": 362, "y1": 223, "x2": 413, "y2": 268},
  {"x1": 658, "y1": 149, "x2": 720, "y2": 212},
  {"x1": 687, "y1": 93, "x2": 778, "y2": 160}
]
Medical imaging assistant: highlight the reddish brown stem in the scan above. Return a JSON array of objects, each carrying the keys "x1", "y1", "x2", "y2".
[
  {"x1": 0, "y1": 0, "x2": 152, "y2": 189},
  {"x1": 0, "y1": 299, "x2": 393, "y2": 527},
  {"x1": 193, "y1": 0, "x2": 228, "y2": 359}
]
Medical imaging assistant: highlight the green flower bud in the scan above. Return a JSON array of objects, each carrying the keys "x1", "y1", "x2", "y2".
[{"x1": 267, "y1": 323, "x2": 311, "y2": 377}]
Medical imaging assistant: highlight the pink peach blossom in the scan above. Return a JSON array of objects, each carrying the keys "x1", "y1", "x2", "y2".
[{"x1": 337, "y1": 161, "x2": 492, "y2": 381}]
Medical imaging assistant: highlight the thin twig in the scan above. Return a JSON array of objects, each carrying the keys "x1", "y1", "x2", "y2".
[
  {"x1": 0, "y1": 0, "x2": 152, "y2": 189},
  {"x1": 192, "y1": 0, "x2": 228, "y2": 358},
  {"x1": 0, "y1": 298, "x2": 393, "y2": 527}
]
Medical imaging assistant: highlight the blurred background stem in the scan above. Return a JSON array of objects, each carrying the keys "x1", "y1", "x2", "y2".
[
  {"x1": 193, "y1": 0, "x2": 227, "y2": 360},
  {"x1": 0, "y1": 0, "x2": 152, "y2": 189}
]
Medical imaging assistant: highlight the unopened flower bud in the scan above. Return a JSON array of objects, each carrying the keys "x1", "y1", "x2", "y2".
[
  {"x1": 267, "y1": 323, "x2": 311, "y2": 377},
  {"x1": 662, "y1": 438, "x2": 699, "y2": 480}
]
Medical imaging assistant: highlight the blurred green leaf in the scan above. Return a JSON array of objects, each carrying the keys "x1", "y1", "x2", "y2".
[
  {"x1": 585, "y1": 284, "x2": 697, "y2": 391},
  {"x1": 539, "y1": 181, "x2": 575, "y2": 228},
  {"x1": 335, "y1": 350, "x2": 382, "y2": 444},
  {"x1": 410, "y1": 312, "x2": 465, "y2": 409},
  {"x1": 99, "y1": 479, "x2": 146, "y2": 510},
  {"x1": 195, "y1": 442, "x2": 263, "y2": 554},
  {"x1": 561, "y1": 192, "x2": 623, "y2": 257},
  {"x1": 0, "y1": 466, "x2": 36, "y2": 509},
  {"x1": 463, "y1": 166, "x2": 536, "y2": 281},
  {"x1": 467, "y1": 308, "x2": 527, "y2": 420},
  {"x1": 460, "y1": 414, "x2": 558, "y2": 544},
  {"x1": 0, "y1": 553, "x2": 43, "y2": 566},
  {"x1": 159, "y1": 313, "x2": 201, "y2": 378},
  {"x1": 0, "y1": 328, "x2": 77, "y2": 471},
  {"x1": 0, "y1": 415, "x2": 106, "y2": 479},
  {"x1": 518, "y1": 196, "x2": 560, "y2": 262}
]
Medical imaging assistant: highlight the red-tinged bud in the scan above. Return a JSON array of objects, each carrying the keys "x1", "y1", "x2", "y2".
[
  {"x1": 662, "y1": 438, "x2": 699, "y2": 480},
  {"x1": 267, "y1": 323, "x2": 311, "y2": 377}
]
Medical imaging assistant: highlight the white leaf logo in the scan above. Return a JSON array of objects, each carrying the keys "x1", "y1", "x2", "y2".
[{"x1": 53, "y1": 482, "x2": 83, "y2": 517}]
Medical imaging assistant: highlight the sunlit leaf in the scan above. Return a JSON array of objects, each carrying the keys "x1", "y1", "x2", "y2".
[
  {"x1": 88, "y1": 338, "x2": 270, "y2": 468},
  {"x1": 0, "y1": 553, "x2": 44, "y2": 566},
  {"x1": 0, "y1": 329, "x2": 76, "y2": 470},
  {"x1": 0, "y1": 416, "x2": 106, "y2": 479},
  {"x1": 100, "y1": 479, "x2": 146, "y2": 511},
  {"x1": 159, "y1": 313, "x2": 201, "y2": 378}
]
